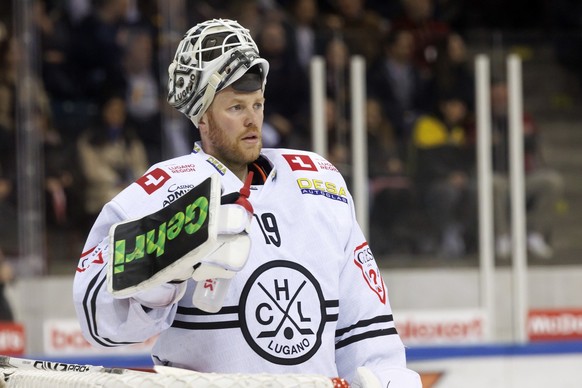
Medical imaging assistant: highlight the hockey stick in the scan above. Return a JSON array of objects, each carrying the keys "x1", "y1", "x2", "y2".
[
  {"x1": 0, "y1": 355, "x2": 129, "y2": 374},
  {"x1": 0, "y1": 355, "x2": 351, "y2": 387}
]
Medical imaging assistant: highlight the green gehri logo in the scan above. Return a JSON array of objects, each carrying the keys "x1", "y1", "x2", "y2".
[{"x1": 111, "y1": 177, "x2": 213, "y2": 291}]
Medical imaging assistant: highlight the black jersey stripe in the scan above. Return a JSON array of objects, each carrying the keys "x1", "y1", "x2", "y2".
[
  {"x1": 173, "y1": 314, "x2": 340, "y2": 330},
  {"x1": 325, "y1": 299, "x2": 339, "y2": 308},
  {"x1": 176, "y1": 300, "x2": 339, "y2": 317},
  {"x1": 82, "y1": 268, "x2": 115, "y2": 347},
  {"x1": 91, "y1": 276, "x2": 139, "y2": 345},
  {"x1": 335, "y1": 314, "x2": 393, "y2": 337},
  {"x1": 176, "y1": 305, "x2": 239, "y2": 315},
  {"x1": 82, "y1": 267, "x2": 140, "y2": 347},
  {"x1": 172, "y1": 319, "x2": 240, "y2": 330},
  {"x1": 335, "y1": 327, "x2": 398, "y2": 350},
  {"x1": 173, "y1": 300, "x2": 340, "y2": 328}
]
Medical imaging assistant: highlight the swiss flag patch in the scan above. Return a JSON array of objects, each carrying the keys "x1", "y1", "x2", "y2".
[
  {"x1": 283, "y1": 154, "x2": 318, "y2": 171},
  {"x1": 136, "y1": 168, "x2": 171, "y2": 194},
  {"x1": 354, "y1": 242, "x2": 386, "y2": 304}
]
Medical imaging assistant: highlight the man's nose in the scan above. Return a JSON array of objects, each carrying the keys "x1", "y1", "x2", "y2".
[{"x1": 244, "y1": 108, "x2": 260, "y2": 127}]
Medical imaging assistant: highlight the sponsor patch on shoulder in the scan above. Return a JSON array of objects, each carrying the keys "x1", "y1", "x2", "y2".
[
  {"x1": 168, "y1": 163, "x2": 196, "y2": 174},
  {"x1": 314, "y1": 158, "x2": 339, "y2": 172},
  {"x1": 353, "y1": 242, "x2": 386, "y2": 304},
  {"x1": 136, "y1": 168, "x2": 171, "y2": 194},
  {"x1": 283, "y1": 154, "x2": 318, "y2": 171},
  {"x1": 296, "y1": 178, "x2": 348, "y2": 204},
  {"x1": 206, "y1": 156, "x2": 227, "y2": 175}
]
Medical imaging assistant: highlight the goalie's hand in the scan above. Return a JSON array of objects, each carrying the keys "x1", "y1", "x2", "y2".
[
  {"x1": 184, "y1": 173, "x2": 254, "y2": 282},
  {"x1": 107, "y1": 173, "x2": 254, "y2": 299}
]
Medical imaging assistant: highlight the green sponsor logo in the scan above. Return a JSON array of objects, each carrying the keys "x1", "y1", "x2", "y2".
[{"x1": 113, "y1": 196, "x2": 209, "y2": 274}]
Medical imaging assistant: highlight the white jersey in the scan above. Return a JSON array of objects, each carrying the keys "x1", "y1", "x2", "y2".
[{"x1": 73, "y1": 143, "x2": 419, "y2": 386}]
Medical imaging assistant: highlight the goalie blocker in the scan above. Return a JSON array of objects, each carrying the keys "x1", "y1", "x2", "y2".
[{"x1": 107, "y1": 174, "x2": 254, "y2": 305}]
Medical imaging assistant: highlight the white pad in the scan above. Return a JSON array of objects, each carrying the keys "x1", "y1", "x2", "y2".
[
  {"x1": 132, "y1": 282, "x2": 188, "y2": 308},
  {"x1": 217, "y1": 204, "x2": 252, "y2": 234},
  {"x1": 191, "y1": 233, "x2": 251, "y2": 281}
]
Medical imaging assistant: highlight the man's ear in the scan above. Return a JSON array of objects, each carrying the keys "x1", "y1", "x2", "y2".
[{"x1": 196, "y1": 114, "x2": 208, "y2": 134}]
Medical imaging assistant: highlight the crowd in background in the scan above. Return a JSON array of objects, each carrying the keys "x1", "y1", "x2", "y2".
[{"x1": 0, "y1": 0, "x2": 573, "y2": 270}]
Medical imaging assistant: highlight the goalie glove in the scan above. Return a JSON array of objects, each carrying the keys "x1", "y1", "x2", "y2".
[{"x1": 107, "y1": 173, "x2": 254, "y2": 299}]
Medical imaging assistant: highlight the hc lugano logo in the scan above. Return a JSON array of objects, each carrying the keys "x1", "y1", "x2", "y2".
[{"x1": 239, "y1": 260, "x2": 326, "y2": 365}]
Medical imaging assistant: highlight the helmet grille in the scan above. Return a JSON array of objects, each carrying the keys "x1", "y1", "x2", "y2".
[{"x1": 200, "y1": 32, "x2": 240, "y2": 62}]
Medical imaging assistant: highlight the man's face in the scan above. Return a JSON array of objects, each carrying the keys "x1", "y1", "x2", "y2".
[{"x1": 199, "y1": 86, "x2": 265, "y2": 170}]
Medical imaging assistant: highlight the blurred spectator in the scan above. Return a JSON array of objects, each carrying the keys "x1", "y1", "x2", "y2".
[
  {"x1": 367, "y1": 28, "x2": 433, "y2": 142},
  {"x1": 184, "y1": 1, "x2": 225, "y2": 23},
  {"x1": 410, "y1": 91, "x2": 475, "y2": 258},
  {"x1": 39, "y1": 110, "x2": 82, "y2": 230},
  {"x1": 325, "y1": 37, "x2": 350, "y2": 155},
  {"x1": 433, "y1": 32, "x2": 474, "y2": 111},
  {"x1": 0, "y1": 248, "x2": 14, "y2": 321},
  {"x1": 32, "y1": 105, "x2": 86, "y2": 264},
  {"x1": 489, "y1": 80, "x2": 564, "y2": 259},
  {"x1": 0, "y1": 34, "x2": 54, "y2": 255},
  {"x1": 227, "y1": 0, "x2": 264, "y2": 38},
  {"x1": 32, "y1": 0, "x2": 92, "y2": 140},
  {"x1": 323, "y1": 0, "x2": 387, "y2": 66},
  {"x1": 123, "y1": 28, "x2": 161, "y2": 163},
  {"x1": 324, "y1": 97, "x2": 351, "y2": 180},
  {"x1": 366, "y1": 98, "x2": 417, "y2": 254},
  {"x1": 76, "y1": 95, "x2": 148, "y2": 231},
  {"x1": 256, "y1": 19, "x2": 309, "y2": 147},
  {"x1": 70, "y1": 0, "x2": 130, "y2": 102},
  {"x1": 323, "y1": 36, "x2": 351, "y2": 140},
  {"x1": 366, "y1": 98, "x2": 402, "y2": 177},
  {"x1": 126, "y1": 0, "x2": 159, "y2": 29},
  {"x1": 0, "y1": 164, "x2": 16, "y2": 257},
  {"x1": 0, "y1": 35, "x2": 18, "y2": 176},
  {"x1": 391, "y1": 0, "x2": 451, "y2": 76},
  {"x1": 33, "y1": 0, "x2": 79, "y2": 100},
  {"x1": 285, "y1": 0, "x2": 326, "y2": 71}
]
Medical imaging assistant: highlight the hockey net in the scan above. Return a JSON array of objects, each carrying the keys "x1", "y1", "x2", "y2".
[{"x1": 0, "y1": 356, "x2": 350, "y2": 388}]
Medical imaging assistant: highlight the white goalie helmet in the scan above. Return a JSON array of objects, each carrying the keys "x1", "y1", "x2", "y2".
[{"x1": 167, "y1": 19, "x2": 269, "y2": 126}]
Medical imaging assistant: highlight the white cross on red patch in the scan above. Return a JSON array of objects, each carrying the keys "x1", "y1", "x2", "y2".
[
  {"x1": 136, "y1": 168, "x2": 171, "y2": 194},
  {"x1": 282, "y1": 154, "x2": 318, "y2": 171}
]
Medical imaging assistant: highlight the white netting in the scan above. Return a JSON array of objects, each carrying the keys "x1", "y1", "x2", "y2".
[{"x1": 0, "y1": 367, "x2": 350, "y2": 388}]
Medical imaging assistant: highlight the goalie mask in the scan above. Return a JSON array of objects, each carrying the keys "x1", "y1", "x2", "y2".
[{"x1": 167, "y1": 19, "x2": 269, "y2": 126}]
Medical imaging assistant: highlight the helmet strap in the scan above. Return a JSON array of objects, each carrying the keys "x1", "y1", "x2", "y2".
[{"x1": 197, "y1": 72, "x2": 222, "y2": 123}]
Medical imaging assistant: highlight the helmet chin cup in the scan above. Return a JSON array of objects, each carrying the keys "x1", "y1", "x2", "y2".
[{"x1": 167, "y1": 19, "x2": 270, "y2": 126}]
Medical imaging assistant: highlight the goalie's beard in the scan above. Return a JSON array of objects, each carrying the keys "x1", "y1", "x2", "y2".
[{"x1": 205, "y1": 110, "x2": 262, "y2": 170}]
